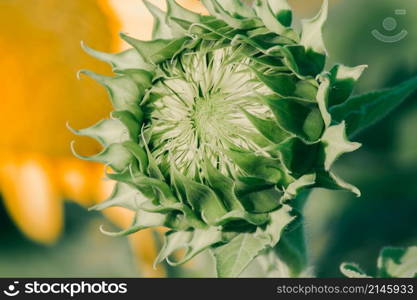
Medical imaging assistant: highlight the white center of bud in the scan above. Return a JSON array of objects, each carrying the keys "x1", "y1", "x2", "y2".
[{"x1": 148, "y1": 46, "x2": 271, "y2": 180}]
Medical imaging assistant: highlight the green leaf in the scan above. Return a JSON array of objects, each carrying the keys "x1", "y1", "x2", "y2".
[
  {"x1": 321, "y1": 122, "x2": 361, "y2": 170},
  {"x1": 213, "y1": 204, "x2": 296, "y2": 277},
  {"x1": 340, "y1": 263, "x2": 370, "y2": 278},
  {"x1": 213, "y1": 233, "x2": 268, "y2": 277},
  {"x1": 331, "y1": 75, "x2": 417, "y2": 137},
  {"x1": 377, "y1": 246, "x2": 417, "y2": 278},
  {"x1": 300, "y1": 0, "x2": 328, "y2": 55}
]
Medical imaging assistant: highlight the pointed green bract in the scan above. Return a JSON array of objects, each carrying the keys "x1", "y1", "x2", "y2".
[
  {"x1": 158, "y1": 228, "x2": 223, "y2": 266},
  {"x1": 80, "y1": 41, "x2": 151, "y2": 71},
  {"x1": 73, "y1": 0, "x2": 379, "y2": 277},
  {"x1": 281, "y1": 45, "x2": 326, "y2": 78},
  {"x1": 327, "y1": 64, "x2": 367, "y2": 107},
  {"x1": 217, "y1": 0, "x2": 255, "y2": 18},
  {"x1": 267, "y1": 0, "x2": 292, "y2": 27},
  {"x1": 300, "y1": 0, "x2": 328, "y2": 55},
  {"x1": 321, "y1": 122, "x2": 361, "y2": 170},
  {"x1": 167, "y1": 0, "x2": 201, "y2": 23},
  {"x1": 100, "y1": 210, "x2": 168, "y2": 237},
  {"x1": 69, "y1": 118, "x2": 131, "y2": 147},
  {"x1": 315, "y1": 171, "x2": 361, "y2": 197},
  {"x1": 121, "y1": 34, "x2": 190, "y2": 64},
  {"x1": 71, "y1": 142, "x2": 133, "y2": 173},
  {"x1": 90, "y1": 182, "x2": 145, "y2": 211},
  {"x1": 143, "y1": 1, "x2": 173, "y2": 40},
  {"x1": 254, "y1": 0, "x2": 290, "y2": 35},
  {"x1": 78, "y1": 70, "x2": 145, "y2": 118},
  {"x1": 242, "y1": 109, "x2": 290, "y2": 144},
  {"x1": 282, "y1": 174, "x2": 316, "y2": 203}
]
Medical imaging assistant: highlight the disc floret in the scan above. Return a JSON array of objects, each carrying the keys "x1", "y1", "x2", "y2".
[{"x1": 150, "y1": 45, "x2": 272, "y2": 180}]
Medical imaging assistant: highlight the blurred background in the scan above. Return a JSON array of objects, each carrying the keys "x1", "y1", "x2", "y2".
[{"x1": 0, "y1": 0, "x2": 416, "y2": 277}]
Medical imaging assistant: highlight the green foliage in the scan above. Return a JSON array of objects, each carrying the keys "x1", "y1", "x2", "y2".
[
  {"x1": 72, "y1": 0, "x2": 417, "y2": 277},
  {"x1": 341, "y1": 246, "x2": 417, "y2": 278},
  {"x1": 332, "y1": 76, "x2": 417, "y2": 137}
]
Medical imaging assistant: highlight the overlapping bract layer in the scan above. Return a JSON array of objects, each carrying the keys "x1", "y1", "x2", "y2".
[{"x1": 72, "y1": 0, "x2": 365, "y2": 277}]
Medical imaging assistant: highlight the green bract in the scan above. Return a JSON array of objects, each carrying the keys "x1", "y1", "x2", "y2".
[{"x1": 72, "y1": 0, "x2": 366, "y2": 277}]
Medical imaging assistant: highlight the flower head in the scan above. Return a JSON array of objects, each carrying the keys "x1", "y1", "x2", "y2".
[{"x1": 73, "y1": 0, "x2": 365, "y2": 277}]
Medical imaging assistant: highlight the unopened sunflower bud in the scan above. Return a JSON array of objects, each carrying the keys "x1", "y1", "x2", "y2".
[{"x1": 73, "y1": 0, "x2": 364, "y2": 277}]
